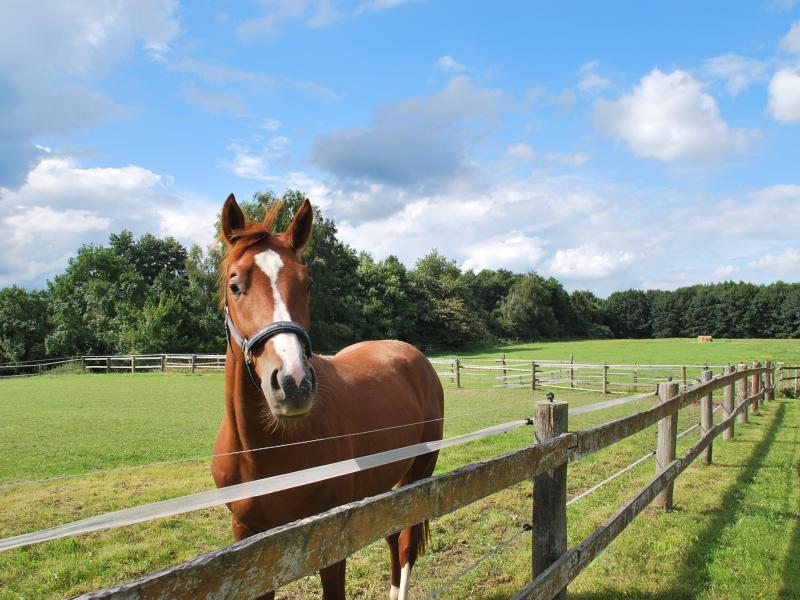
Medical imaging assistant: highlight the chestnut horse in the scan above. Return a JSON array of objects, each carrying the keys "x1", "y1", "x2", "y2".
[{"x1": 211, "y1": 194, "x2": 444, "y2": 600}]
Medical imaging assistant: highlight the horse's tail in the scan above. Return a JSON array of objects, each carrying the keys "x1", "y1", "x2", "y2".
[{"x1": 411, "y1": 520, "x2": 430, "y2": 559}]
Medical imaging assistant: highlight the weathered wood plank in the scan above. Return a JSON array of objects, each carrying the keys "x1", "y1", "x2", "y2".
[
  {"x1": 77, "y1": 434, "x2": 576, "y2": 599},
  {"x1": 533, "y1": 402, "x2": 568, "y2": 600},
  {"x1": 700, "y1": 369, "x2": 713, "y2": 464},
  {"x1": 655, "y1": 381, "x2": 679, "y2": 509}
]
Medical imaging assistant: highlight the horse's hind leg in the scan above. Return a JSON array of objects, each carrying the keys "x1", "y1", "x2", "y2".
[
  {"x1": 385, "y1": 531, "x2": 401, "y2": 599},
  {"x1": 395, "y1": 450, "x2": 440, "y2": 599},
  {"x1": 319, "y1": 559, "x2": 346, "y2": 600}
]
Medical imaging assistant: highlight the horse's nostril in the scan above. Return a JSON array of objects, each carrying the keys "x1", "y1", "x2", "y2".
[{"x1": 270, "y1": 369, "x2": 281, "y2": 391}]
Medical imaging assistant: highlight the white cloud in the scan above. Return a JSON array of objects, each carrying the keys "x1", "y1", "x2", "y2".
[
  {"x1": 747, "y1": 248, "x2": 800, "y2": 276},
  {"x1": 595, "y1": 68, "x2": 756, "y2": 162},
  {"x1": 544, "y1": 89, "x2": 577, "y2": 112},
  {"x1": 545, "y1": 152, "x2": 591, "y2": 167},
  {"x1": 768, "y1": 68, "x2": 800, "y2": 123},
  {"x1": 238, "y1": 0, "x2": 415, "y2": 38},
  {"x1": 223, "y1": 137, "x2": 290, "y2": 181},
  {"x1": 0, "y1": 0, "x2": 180, "y2": 187},
  {"x1": 461, "y1": 233, "x2": 545, "y2": 273},
  {"x1": 0, "y1": 156, "x2": 216, "y2": 287},
  {"x1": 355, "y1": 0, "x2": 417, "y2": 15},
  {"x1": 507, "y1": 142, "x2": 535, "y2": 160},
  {"x1": 713, "y1": 265, "x2": 740, "y2": 279},
  {"x1": 261, "y1": 118, "x2": 282, "y2": 131},
  {"x1": 548, "y1": 244, "x2": 634, "y2": 280},
  {"x1": 577, "y1": 61, "x2": 611, "y2": 92},
  {"x1": 179, "y1": 82, "x2": 248, "y2": 115},
  {"x1": 780, "y1": 21, "x2": 800, "y2": 54},
  {"x1": 436, "y1": 55, "x2": 467, "y2": 73},
  {"x1": 313, "y1": 76, "x2": 506, "y2": 189},
  {"x1": 703, "y1": 54, "x2": 767, "y2": 96}
]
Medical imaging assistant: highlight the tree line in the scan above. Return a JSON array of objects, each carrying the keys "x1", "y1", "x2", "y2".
[{"x1": 2, "y1": 189, "x2": 799, "y2": 363}]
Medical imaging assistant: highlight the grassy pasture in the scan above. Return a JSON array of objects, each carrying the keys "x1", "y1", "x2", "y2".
[{"x1": 0, "y1": 338, "x2": 798, "y2": 599}]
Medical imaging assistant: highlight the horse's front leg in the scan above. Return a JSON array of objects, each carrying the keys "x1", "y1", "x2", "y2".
[
  {"x1": 319, "y1": 559, "x2": 347, "y2": 600},
  {"x1": 231, "y1": 515, "x2": 276, "y2": 600}
]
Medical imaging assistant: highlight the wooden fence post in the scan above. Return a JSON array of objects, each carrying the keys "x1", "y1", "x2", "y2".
[
  {"x1": 701, "y1": 369, "x2": 713, "y2": 464},
  {"x1": 633, "y1": 363, "x2": 638, "y2": 386},
  {"x1": 106, "y1": 356, "x2": 110, "y2": 374},
  {"x1": 681, "y1": 365, "x2": 687, "y2": 389},
  {"x1": 131, "y1": 355, "x2": 136, "y2": 374},
  {"x1": 723, "y1": 365, "x2": 735, "y2": 441},
  {"x1": 751, "y1": 361, "x2": 760, "y2": 413},
  {"x1": 569, "y1": 355, "x2": 574, "y2": 389},
  {"x1": 765, "y1": 362, "x2": 772, "y2": 403},
  {"x1": 655, "y1": 381, "x2": 679, "y2": 509},
  {"x1": 161, "y1": 354, "x2": 166, "y2": 372},
  {"x1": 602, "y1": 363, "x2": 608, "y2": 394},
  {"x1": 501, "y1": 353, "x2": 507, "y2": 386},
  {"x1": 795, "y1": 366, "x2": 798, "y2": 396},
  {"x1": 737, "y1": 363, "x2": 749, "y2": 424},
  {"x1": 449, "y1": 359, "x2": 454, "y2": 384},
  {"x1": 778, "y1": 362, "x2": 785, "y2": 395},
  {"x1": 191, "y1": 354, "x2": 197, "y2": 374},
  {"x1": 531, "y1": 362, "x2": 537, "y2": 391},
  {"x1": 533, "y1": 400, "x2": 568, "y2": 599},
  {"x1": 455, "y1": 358, "x2": 461, "y2": 389}
]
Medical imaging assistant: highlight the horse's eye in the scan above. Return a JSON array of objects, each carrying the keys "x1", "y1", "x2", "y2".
[{"x1": 229, "y1": 282, "x2": 241, "y2": 296}]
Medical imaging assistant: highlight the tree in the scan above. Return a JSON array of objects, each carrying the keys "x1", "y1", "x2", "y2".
[
  {"x1": 603, "y1": 289, "x2": 652, "y2": 338},
  {"x1": 570, "y1": 290, "x2": 610, "y2": 338},
  {"x1": 356, "y1": 254, "x2": 415, "y2": 340},
  {"x1": 497, "y1": 273, "x2": 560, "y2": 340},
  {"x1": 408, "y1": 251, "x2": 490, "y2": 348},
  {"x1": 0, "y1": 286, "x2": 49, "y2": 362}
]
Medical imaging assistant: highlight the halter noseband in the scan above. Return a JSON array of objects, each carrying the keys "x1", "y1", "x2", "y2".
[{"x1": 224, "y1": 292, "x2": 313, "y2": 389}]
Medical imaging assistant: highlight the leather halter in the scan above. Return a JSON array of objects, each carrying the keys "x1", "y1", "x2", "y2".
[{"x1": 224, "y1": 291, "x2": 313, "y2": 389}]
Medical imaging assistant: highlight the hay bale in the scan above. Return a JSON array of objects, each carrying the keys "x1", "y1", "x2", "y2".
[{"x1": 697, "y1": 335, "x2": 713, "y2": 343}]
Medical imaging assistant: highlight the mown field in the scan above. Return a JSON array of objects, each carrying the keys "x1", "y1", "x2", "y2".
[{"x1": 0, "y1": 338, "x2": 798, "y2": 599}]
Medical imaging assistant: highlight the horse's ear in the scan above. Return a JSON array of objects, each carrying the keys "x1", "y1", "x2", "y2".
[
  {"x1": 221, "y1": 193, "x2": 246, "y2": 245},
  {"x1": 284, "y1": 198, "x2": 313, "y2": 252}
]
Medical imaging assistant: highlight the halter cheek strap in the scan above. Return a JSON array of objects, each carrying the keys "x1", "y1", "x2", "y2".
[{"x1": 224, "y1": 293, "x2": 314, "y2": 390}]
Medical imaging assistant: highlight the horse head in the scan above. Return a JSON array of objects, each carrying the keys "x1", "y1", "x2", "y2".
[{"x1": 220, "y1": 193, "x2": 317, "y2": 420}]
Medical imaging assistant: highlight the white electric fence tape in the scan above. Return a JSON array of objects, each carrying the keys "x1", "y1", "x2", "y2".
[{"x1": 0, "y1": 419, "x2": 527, "y2": 553}]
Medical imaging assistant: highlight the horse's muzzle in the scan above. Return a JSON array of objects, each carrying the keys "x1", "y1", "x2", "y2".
[{"x1": 263, "y1": 363, "x2": 317, "y2": 418}]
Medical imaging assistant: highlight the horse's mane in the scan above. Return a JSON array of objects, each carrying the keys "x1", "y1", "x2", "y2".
[{"x1": 218, "y1": 202, "x2": 283, "y2": 305}]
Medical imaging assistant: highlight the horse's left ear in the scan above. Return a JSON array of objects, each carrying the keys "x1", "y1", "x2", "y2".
[{"x1": 284, "y1": 199, "x2": 313, "y2": 252}]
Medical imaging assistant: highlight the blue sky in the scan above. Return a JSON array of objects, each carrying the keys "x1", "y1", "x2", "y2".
[{"x1": 2, "y1": 0, "x2": 800, "y2": 295}]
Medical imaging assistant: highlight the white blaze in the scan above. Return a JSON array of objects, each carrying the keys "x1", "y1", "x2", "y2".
[{"x1": 254, "y1": 249, "x2": 306, "y2": 386}]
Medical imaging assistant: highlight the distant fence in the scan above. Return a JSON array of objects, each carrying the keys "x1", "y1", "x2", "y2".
[
  {"x1": 430, "y1": 355, "x2": 723, "y2": 394},
  {"x1": 0, "y1": 361, "x2": 778, "y2": 599},
  {"x1": 4, "y1": 353, "x2": 727, "y2": 397},
  {"x1": 83, "y1": 353, "x2": 225, "y2": 373}
]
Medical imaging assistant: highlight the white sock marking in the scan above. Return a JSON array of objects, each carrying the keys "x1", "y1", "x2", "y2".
[
  {"x1": 390, "y1": 584, "x2": 399, "y2": 600},
  {"x1": 398, "y1": 563, "x2": 411, "y2": 600},
  {"x1": 254, "y1": 249, "x2": 305, "y2": 385}
]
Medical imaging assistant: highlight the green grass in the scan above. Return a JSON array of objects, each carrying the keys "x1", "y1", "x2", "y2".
[
  {"x1": 435, "y1": 337, "x2": 800, "y2": 367},
  {"x1": 0, "y1": 339, "x2": 798, "y2": 599}
]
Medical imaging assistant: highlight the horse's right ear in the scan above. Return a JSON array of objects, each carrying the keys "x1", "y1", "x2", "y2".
[{"x1": 221, "y1": 193, "x2": 246, "y2": 245}]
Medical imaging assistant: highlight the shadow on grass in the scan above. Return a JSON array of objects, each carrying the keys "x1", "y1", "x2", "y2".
[
  {"x1": 568, "y1": 401, "x2": 788, "y2": 600},
  {"x1": 780, "y1": 460, "x2": 800, "y2": 600}
]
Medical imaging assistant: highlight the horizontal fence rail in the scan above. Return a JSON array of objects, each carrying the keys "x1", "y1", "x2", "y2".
[{"x1": 35, "y1": 364, "x2": 774, "y2": 599}]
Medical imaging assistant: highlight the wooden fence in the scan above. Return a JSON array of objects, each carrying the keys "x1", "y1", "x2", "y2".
[
  {"x1": 430, "y1": 355, "x2": 721, "y2": 393},
  {"x1": 78, "y1": 362, "x2": 776, "y2": 600},
  {"x1": 777, "y1": 362, "x2": 800, "y2": 395},
  {"x1": 82, "y1": 354, "x2": 226, "y2": 373}
]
